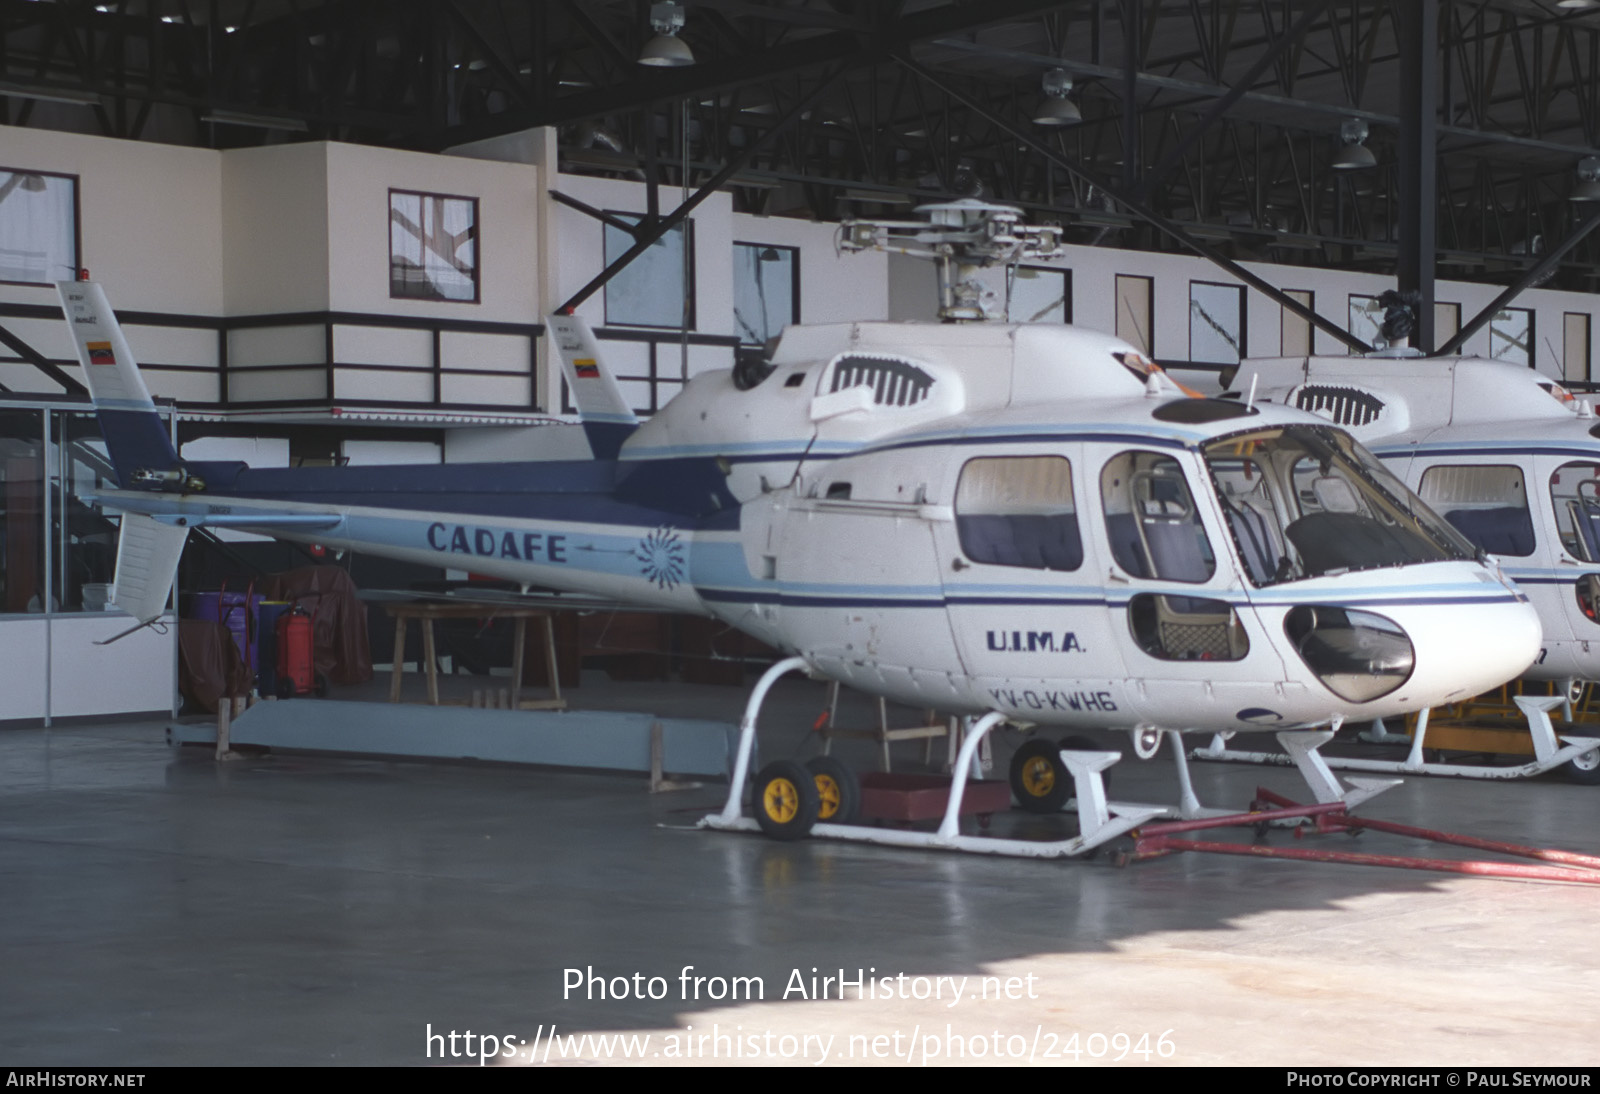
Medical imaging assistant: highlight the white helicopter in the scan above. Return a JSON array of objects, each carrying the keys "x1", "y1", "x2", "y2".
[
  {"x1": 64, "y1": 201, "x2": 1542, "y2": 858},
  {"x1": 1222, "y1": 332, "x2": 1600, "y2": 783}
]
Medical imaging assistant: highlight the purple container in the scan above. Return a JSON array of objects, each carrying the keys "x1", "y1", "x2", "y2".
[{"x1": 192, "y1": 590, "x2": 264, "y2": 675}]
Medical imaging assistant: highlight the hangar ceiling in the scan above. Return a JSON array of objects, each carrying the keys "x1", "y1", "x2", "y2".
[{"x1": 6, "y1": 1, "x2": 1600, "y2": 294}]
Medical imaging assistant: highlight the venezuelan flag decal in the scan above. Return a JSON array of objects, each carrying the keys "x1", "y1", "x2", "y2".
[
  {"x1": 87, "y1": 341, "x2": 116, "y2": 366},
  {"x1": 574, "y1": 358, "x2": 600, "y2": 378}
]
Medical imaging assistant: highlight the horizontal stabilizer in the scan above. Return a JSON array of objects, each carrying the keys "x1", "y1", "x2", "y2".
[
  {"x1": 111, "y1": 512, "x2": 189, "y2": 625},
  {"x1": 547, "y1": 313, "x2": 638, "y2": 458}
]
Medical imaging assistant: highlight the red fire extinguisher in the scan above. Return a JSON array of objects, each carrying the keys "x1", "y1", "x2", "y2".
[{"x1": 274, "y1": 594, "x2": 329, "y2": 699}]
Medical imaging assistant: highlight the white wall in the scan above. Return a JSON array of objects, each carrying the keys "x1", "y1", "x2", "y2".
[{"x1": 221, "y1": 142, "x2": 331, "y2": 314}]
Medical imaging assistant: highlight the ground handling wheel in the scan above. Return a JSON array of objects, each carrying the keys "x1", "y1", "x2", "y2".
[
  {"x1": 1009, "y1": 737, "x2": 1071, "y2": 814},
  {"x1": 753, "y1": 760, "x2": 820, "y2": 840},
  {"x1": 1566, "y1": 745, "x2": 1600, "y2": 786},
  {"x1": 806, "y1": 755, "x2": 860, "y2": 825}
]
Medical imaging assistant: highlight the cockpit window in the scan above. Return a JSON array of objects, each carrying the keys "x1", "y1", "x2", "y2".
[
  {"x1": 1204, "y1": 426, "x2": 1473, "y2": 586},
  {"x1": 1101, "y1": 451, "x2": 1216, "y2": 583},
  {"x1": 1550, "y1": 461, "x2": 1600, "y2": 562},
  {"x1": 955, "y1": 456, "x2": 1081, "y2": 571}
]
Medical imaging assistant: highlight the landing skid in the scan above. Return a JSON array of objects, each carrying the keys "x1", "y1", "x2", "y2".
[
  {"x1": 1096, "y1": 725, "x2": 1398, "y2": 823},
  {"x1": 698, "y1": 661, "x2": 1393, "y2": 859},
  {"x1": 1194, "y1": 697, "x2": 1600, "y2": 782}
]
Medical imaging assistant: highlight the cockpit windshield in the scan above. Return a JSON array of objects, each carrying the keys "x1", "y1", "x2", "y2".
[{"x1": 1203, "y1": 425, "x2": 1475, "y2": 586}]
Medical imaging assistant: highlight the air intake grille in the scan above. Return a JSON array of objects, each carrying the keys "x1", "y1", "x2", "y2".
[
  {"x1": 831, "y1": 355, "x2": 934, "y2": 407},
  {"x1": 1295, "y1": 385, "x2": 1386, "y2": 426}
]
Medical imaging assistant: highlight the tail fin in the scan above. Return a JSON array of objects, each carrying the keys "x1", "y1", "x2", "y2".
[
  {"x1": 546, "y1": 313, "x2": 639, "y2": 459},
  {"x1": 57, "y1": 280, "x2": 182, "y2": 489}
]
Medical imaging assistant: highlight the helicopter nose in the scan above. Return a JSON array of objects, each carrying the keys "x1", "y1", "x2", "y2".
[{"x1": 1368, "y1": 592, "x2": 1542, "y2": 709}]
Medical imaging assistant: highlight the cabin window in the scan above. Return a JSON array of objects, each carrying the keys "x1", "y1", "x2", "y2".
[
  {"x1": 1127, "y1": 593, "x2": 1249, "y2": 662},
  {"x1": 733, "y1": 242, "x2": 798, "y2": 345},
  {"x1": 602, "y1": 213, "x2": 694, "y2": 329},
  {"x1": 0, "y1": 168, "x2": 78, "y2": 285},
  {"x1": 1190, "y1": 281, "x2": 1246, "y2": 364},
  {"x1": 954, "y1": 456, "x2": 1082, "y2": 572},
  {"x1": 1418, "y1": 465, "x2": 1534, "y2": 557},
  {"x1": 1100, "y1": 451, "x2": 1215, "y2": 583},
  {"x1": 1550, "y1": 462, "x2": 1600, "y2": 562},
  {"x1": 389, "y1": 189, "x2": 478, "y2": 303}
]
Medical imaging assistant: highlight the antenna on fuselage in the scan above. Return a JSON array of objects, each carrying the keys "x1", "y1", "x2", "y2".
[{"x1": 838, "y1": 199, "x2": 1063, "y2": 322}]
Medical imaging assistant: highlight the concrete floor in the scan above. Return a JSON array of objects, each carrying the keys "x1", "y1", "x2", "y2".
[{"x1": 4, "y1": 674, "x2": 1600, "y2": 1067}]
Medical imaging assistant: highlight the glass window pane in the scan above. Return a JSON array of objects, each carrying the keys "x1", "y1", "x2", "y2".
[
  {"x1": 1419, "y1": 464, "x2": 1534, "y2": 557},
  {"x1": 1101, "y1": 451, "x2": 1214, "y2": 583},
  {"x1": 0, "y1": 170, "x2": 77, "y2": 284},
  {"x1": 733, "y1": 242, "x2": 796, "y2": 344},
  {"x1": 53, "y1": 411, "x2": 120, "y2": 612},
  {"x1": 1348, "y1": 294, "x2": 1383, "y2": 354},
  {"x1": 1190, "y1": 281, "x2": 1245, "y2": 364},
  {"x1": 1550, "y1": 461, "x2": 1600, "y2": 561},
  {"x1": 1115, "y1": 275, "x2": 1153, "y2": 355},
  {"x1": 955, "y1": 456, "x2": 1081, "y2": 571},
  {"x1": 1565, "y1": 313, "x2": 1590, "y2": 384},
  {"x1": 0, "y1": 408, "x2": 46, "y2": 613},
  {"x1": 604, "y1": 215, "x2": 692, "y2": 329},
  {"x1": 1490, "y1": 307, "x2": 1533, "y2": 367},
  {"x1": 1010, "y1": 266, "x2": 1069, "y2": 323},
  {"x1": 389, "y1": 190, "x2": 478, "y2": 302},
  {"x1": 1281, "y1": 290, "x2": 1313, "y2": 356}
]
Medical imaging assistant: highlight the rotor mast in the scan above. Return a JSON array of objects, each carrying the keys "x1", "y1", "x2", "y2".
[{"x1": 838, "y1": 200, "x2": 1063, "y2": 322}]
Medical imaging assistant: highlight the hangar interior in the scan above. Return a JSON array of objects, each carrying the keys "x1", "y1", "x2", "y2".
[{"x1": 4, "y1": 0, "x2": 1600, "y2": 1068}]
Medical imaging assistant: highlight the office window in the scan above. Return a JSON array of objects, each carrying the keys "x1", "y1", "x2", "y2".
[
  {"x1": 1490, "y1": 307, "x2": 1534, "y2": 368},
  {"x1": 1009, "y1": 266, "x2": 1071, "y2": 323},
  {"x1": 1436, "y1": 302, "x2": 1461, "y2": 352},
  {"x1": 1348, "y1": 294, "x2": 1383, "y2": 353},
  {"x1": 389, "y1": 190, "x2": 478, "y2": 302},
  {"x1": 604, "y1": 214, "x2": 694, "y2": 329},
  {"x1": 1115, "y1": 274, "x2": 1153, "y2": 355},
  {"x1": 733, "y1": 242, "x2": 798, "y2": 345},
  {"x1": 1190, "y1": 281, "x2": 1246, "y2": 364},
  {"x1": 0, "y1": 168, "x2": 78, "y2": 285},
  {"x1": 1281, "y1": 290, "x2": 1313, "y2": 356},
  {"x1": 1565, "y1": 313, "x2": 1591, "y2": 384}
]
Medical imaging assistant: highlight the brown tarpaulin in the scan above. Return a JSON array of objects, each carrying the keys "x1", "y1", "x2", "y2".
[
  {"x1": 178, "y1": 619, "x2": 254, "y2": 714},
  {"x1": 259, "y1": 566, "x2": 374, "y2": 686}
]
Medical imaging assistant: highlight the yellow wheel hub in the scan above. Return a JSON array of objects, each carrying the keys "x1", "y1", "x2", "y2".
[
  {"x1": 814, "y1": 775, "x2": 841, "y2": 819},
  {"x1": 763, "y1": 777, "x2": 801, "y2": 823},
  {"x1": 1021, "y1": 757, "x2": 1056, "y2": 798}
]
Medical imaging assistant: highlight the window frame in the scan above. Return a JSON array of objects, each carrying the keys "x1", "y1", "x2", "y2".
[
  {"x1": 388, "y1": 188, "x2": 481, "y2": 305},
  {"x1": 1114, "y1": 274, "x2": 1154, "y2": 356},
  {"x1": 732, "y1": 240, "x2": 800, "y2": 345},
  {"x1": 603, "y1": 212, "x2": 696, "y2": 330},
  {"x1": 0, "y1": 166, "x2": 81, "y2": 288}
]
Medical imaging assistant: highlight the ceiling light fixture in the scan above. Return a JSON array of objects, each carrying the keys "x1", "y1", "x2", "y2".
[
  {"x1": 1332, "y1": 117, "x2": 1377, "y2": 170},
  {"x1": 1572, "y1": 156, "x2": 1600, "y2": 202},
  {"x1": 639, "y1": 1, "x2": 694, "y2": 68},
  {"x1": 1032, "y1": 67, "x2": 1081, "y2": 127}
]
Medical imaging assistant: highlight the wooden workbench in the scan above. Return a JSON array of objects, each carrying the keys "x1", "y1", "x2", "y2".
[{"x1": 382, "y1": 601, "x2": 564, "y2": 709}]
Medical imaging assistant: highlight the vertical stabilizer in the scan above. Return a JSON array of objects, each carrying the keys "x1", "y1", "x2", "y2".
[
  {"x1": 547, "y1": 313, "x2": 639, "y2": 459},
  {"x1": 56, "y1": 280, "x2": 182, "y2": 488}
]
